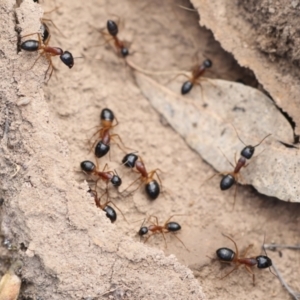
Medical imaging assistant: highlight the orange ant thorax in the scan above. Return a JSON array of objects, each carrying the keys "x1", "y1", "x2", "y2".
[
  {"x1": 44, "y1": 46, "x2": 63, "y2": 56},
  {"x1": 101, "y1": 129, "x2": 111, "y2": 145},
  {"x1": 238, "y1": 257, "x2": 257, "y2": 267},
  {"x1": 234, "y1": 157, "x2": 246, "y2": 174},
  {"x1": 192, "y1": 64, "x2": 206, "y2": 79},
  {"x1": 148, "y1": 224, "x2": 161, "y2": 232},
  {"x1": 135, "y1": 161, "x2": 148, "y2": 178}
]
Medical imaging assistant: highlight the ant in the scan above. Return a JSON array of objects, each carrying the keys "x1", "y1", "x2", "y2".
[
  {"x1": 138, "y1": 215, "x2": 187, "y2": 250},
  {"x1": 89, "y1": 189, "x2": 124, "y2": 223},
  {"x1": 181, "y1": 59, "x2": 212, "y2": 95},
  {"x1": 92, "y1": 19, "x2": 129, "y2": 57},
  {"x1": 216, "y1": 234, "x2": 273, "y2": 286},
  {"x1": 89, "y1": 108, "x2": 128, "y2": 158},
  {"x1": 20, "y1": 33, "x2": 74, "y2": 80},
  {"x1": 80, "y1": 160, "x2": 122, "y2": 188},
  {"x1": 122, "y1": 153, "x2": 162, "y2": 200},
  {"x1": 205, "y1": 127, "x2": 271, "y2": 207}
]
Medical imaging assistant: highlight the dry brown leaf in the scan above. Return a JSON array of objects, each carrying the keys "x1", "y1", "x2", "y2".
[{"x1": 134, "y1": 70, "x2": 299, "y2": 202}]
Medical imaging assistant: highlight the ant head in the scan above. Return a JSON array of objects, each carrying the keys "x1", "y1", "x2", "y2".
[
  {"x1": 122, "y1": 153, "x2": 138, "y2": 168},
  {"x1": 111, "y1": 175, "x2": 122, "y2": 187},
  {"x1": 101, "y1": 108, "x2": 115, "y2": 122},
  {"x1": 95, "y1": 141, "x2": 110, "y2": 158},
  {"x1": 216, "y1": 247, "x2": 235, "y2": 262},
  {"x1": 80, "y1": 160, "x2": 95, "y2": 173},
  {"x1": 107, "y1": 20, "x2": 118, "y2": 36},
  {"x1": 203, "y1": 59, "x2": 212, "y2": 68},
  {"x1": 220, "y1": 174, "x2": 235, "y2": 190},
  {"x1": 240, "y1": 145, "x2": 255, "y2": 160},
  {"x1": 138, "y1": 226, "x2": 148, "y2": 236},
  {"x1": 256, "y1": 255, "x2": 272, "y2": 269},
  {"x1": 60, "y1": 51, "x2": 74, "y2": 68},
  {"x1": 121, "y1": 47, "x2": 129, "y2": 57}
]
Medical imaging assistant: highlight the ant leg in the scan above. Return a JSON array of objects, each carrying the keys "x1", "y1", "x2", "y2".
[
  {"x1": 231, "y1": 182, "x2": 238, "y2": 211},
  {"x1": 172, "y1": 233, "x2": 189, "y2": 251},
  {"x1": 244, "y1": 265, "x2": 255, "y2": 286},
  {"x1": 165, "y1": 73, "x2": 190, "y2": 86},
  {"x1": 200, "y1": 171, "x2": 229, "y2": 188},
  {"x1": 219, "y1": 266, "x2": 239, "y2": 280},
  {"x1": 194, "y1": 81, "x2": 204, "y2": 102},
  {"x1": 122, "y1": 176, "x2": 143, "y2": 193},
  {"x1": 161, "y1": 231, "x2": 168, "y2": 248},
  {"x1": 221, "y1": 234, "x2": 239, "y2": 260},
  {"x1": 217, "y1": 147, "x2": 235, "y2": 168},
  {"x1": 201, "y1": 77, "x2": 217, "y2": 88},
  {"x1": 163, "y1": 214, "x2": 186, "y2": 225},
  {"x1": 144, "y1": 232, "x2": 156, "y2": 244},
  {"x1": 147, "y1": 215, "x2": 159, "y2": 227},
  {"x1": 241, "y1": 244, "x2": 254, "y2": 257},
  {"x1": 41, "y1": 17, "x2": 65, "y2": 38},
  {"x1": 106, "y1": 200, "x2": 127, "y2": 223},
  {"x1": 110, "y1": 134, "x2": 133, "y2": 152}
]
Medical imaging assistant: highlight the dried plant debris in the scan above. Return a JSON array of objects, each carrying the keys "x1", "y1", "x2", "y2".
[
  {"x1": 134, "y1": 71, "x2": 299, "y2": 202},
  {"x1": 0, "y1": 261, "x2": 22, "y2": 300}
]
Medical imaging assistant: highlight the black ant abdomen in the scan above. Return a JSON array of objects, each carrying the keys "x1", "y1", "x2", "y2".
[
  {"x1": 122, "y1": 153, "x2": 138, "y2": 168},
  {"x1": 60, "y1": 51, "x2": 74, "y2": 68},
  {"x1": 107, "y1": 20, "x2": 119, "y2": 36},
  {"x1": 181, "y1": 81, "x2": 193, "y2": 95},
  {"x1": 145, "y1": 180, "x2": 160, "y2": 200},
  {"x1": 216, "y1": 247, "x2": 235, "y2": 262},
  {"x1": 101, "y1": 108, "x2": 115, "y2": 124},
  {"x1": 20, "y1": 40, "x2": 39, "y2": 51},
  {"x1": 138, "y1": 226, "x2": 148, "y2": 236},
  {"x1": 203, "y1": 59, "x2": 212, "y2": 68},
  {"x1": 95, "y1": 141, "x2": 110, "y2": 158},
  {"x1": 256, "y1": 256, "x2": 272, "y2": 269},
  {"x1": 220, "y1": 175, "x2": 235, "y2": 190},
  {"x1": 103, "y1": 205, "x2": 117, "y2": 223},
  {"x1": 166, "y1": 222, "x2": 181, "y2": 232},
  {"x1": 81, "y1": 160, "x2": 95, "y2": 173},
  {"x1": 111, "y1": 175, "x2": 122, "y2": 187}
]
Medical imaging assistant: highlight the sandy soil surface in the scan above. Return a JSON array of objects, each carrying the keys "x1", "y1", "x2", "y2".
[{"x1": 1, "y1": 0, "x2": 300, "y2": 299}]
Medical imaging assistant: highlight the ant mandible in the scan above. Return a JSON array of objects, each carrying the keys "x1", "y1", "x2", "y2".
[
  {"x1": 89, "y1": 108, "x2": 128, "y2": 158},
  {"x1": 80, "y1": 160, "x2": 122, "y2": 188},
  {"x1": 122, "y1": 153, "x2": 162, "y2": 200},
  {"x1": 216, "y1": 234, "x2": 273, "y2": 286},
  {"x1": 89, "y1": 189, "x2": 124, "y2": 223},
  {"x1": 138, "y1": 215, "x2": 187, "y2": 250},
  {"x1": 181, "y1": 59, "x2": 212, "y2": 95},
  {"x1": 20, "y1": 33, "x2": 74, "y2": 80}
]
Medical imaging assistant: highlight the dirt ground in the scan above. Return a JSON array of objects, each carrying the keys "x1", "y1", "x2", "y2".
[{"x1": 1, "y1": 0, "x2": 300, "y2": 299}]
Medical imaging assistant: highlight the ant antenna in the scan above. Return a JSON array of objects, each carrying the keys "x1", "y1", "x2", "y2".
[
  {"x1": 231, "y1": 123, "x2": 272, "y2": 148},
  {"x1": 231, "y1": 123, "x2": 246, "y2": 146},
  {"x1": 262, "y1": 234, "x2": 278, "y2": 279},
  {"x1": 253, "y1": 134, "x2": 272, "y2": 148}
]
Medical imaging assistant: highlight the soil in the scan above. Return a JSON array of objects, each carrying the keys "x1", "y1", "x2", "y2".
[{"x1": 0, "y1": 0, "x2": 299, "y2": 299}]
